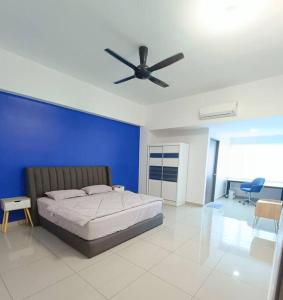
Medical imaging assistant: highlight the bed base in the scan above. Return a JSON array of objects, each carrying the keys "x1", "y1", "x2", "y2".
[{"x1": 39, "y1": 213, "x2": 163, "y2": 258}]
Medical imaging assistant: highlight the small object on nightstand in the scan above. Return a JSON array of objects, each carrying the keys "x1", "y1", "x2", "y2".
[
  {"x1": 1, "y1": 196, "x2": 33, "y2": 233},
  {"x1": 112, "y1": 185, "x2": 125, "y2": 192}
]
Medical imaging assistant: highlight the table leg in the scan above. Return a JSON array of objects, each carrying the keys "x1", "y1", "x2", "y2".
[
  {"x1": 274, "y1": 220, "x2": 279, "y2": 233},
  {"x1": 1, "y1": 211, "x2": 6, "y2": 232},
  {"x1": 25, "y1": 208, "x2": 34, "y2": 227},
  {"x1": 23, "y1": 209, "x2": 28, "y2": 225},
  {"x1": 2, "y1": 212, "x2": 7, "y2": 233},
  {"x1": 281, "y1": 188, "x2": 283, "y2": 201},
  {"x1": 4, "y1": 211, "x2": 9, "y2": 233},
  {"x1": 225, "y1": 180, "x2": 231, "y2": 198}
]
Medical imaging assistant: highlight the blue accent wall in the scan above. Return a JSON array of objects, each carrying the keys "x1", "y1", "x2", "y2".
[{"x1": 0, "y1": 91, "x2": 140, "y2": 222}]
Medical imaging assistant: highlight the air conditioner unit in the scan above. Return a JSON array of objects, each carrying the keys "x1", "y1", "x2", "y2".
[{"x1": 199, "y1": 102, "x2": 238, "y2": 120}]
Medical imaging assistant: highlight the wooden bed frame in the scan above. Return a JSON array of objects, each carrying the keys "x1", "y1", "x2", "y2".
[{"x1": 26, "y1": 166, "x2": 163, "y2": 257}]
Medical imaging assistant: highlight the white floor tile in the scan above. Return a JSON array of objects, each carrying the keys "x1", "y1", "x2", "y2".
[
  {"x1": 32, "y1": 227, "x2": 112, "y2": 271},
  {"x1": 2, "y1": 254, "x2": 73, "y2": 300},
  {"x1": 58, "y1": 247, "x2": 112, "y2": 272},
  {"x1": 112, "y1": 273, "x2": 191, "y2": 300},
  {"x1": 195, "y1": 271, "x2": 268, "y2": 300},
  {"x1": 163, "y1": 222, "x2": 201, "y2": 239},
  {"x1": 175, "y1": 239, "x2": 225, "y2": 268},
  {"x1": 143, "y1": 227, "x2": 189, "y2": 251},
  {"x1": 228, "y1": 236, "x2": 275, "y2": 264},
  {"x1": 177, "y1": 214, "x2": 209, "y2": 229},
  {"x1": 26, "y1": 274, "x2": 105, "y2": 300},
  {"x1": 0, "y1": 277, "x2": 11, "y2": 300},
  {"x1": 0, "y1": 238, "x2": 51, "y2": 274},
  {"x1": 117, "y1": 239, "x2": 170, "y2": 270},
  {"x1": 0, "y1": 225, "x2": 34, "y2": 248},
  {"x1": 189, "y1": 230, "x2": 231, "y2": 253},
  {"x1": 150, "y1": 253, "x2": 212, "y2": 295},
  {"x1": 215, "y1": 252, "x2": 272, "y2": 290},
  {"x1": 79, "y1": 253, "x2": 145, "y2": 299}
]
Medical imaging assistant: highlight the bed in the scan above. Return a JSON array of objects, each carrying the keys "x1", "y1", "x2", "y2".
[{"x1": 26, "y1": 166, "x2": 163, "y2": 257}]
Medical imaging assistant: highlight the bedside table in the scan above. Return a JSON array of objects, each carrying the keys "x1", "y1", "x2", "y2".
[
  {"x1": 1, "y1": 196, "x2": 33, "y2": 233},
  {"x1": 112, "y1": 185, "x2": 125, "y2": 192}
]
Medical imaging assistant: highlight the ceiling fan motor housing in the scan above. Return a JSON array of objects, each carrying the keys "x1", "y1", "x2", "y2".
[{"x1": 135, "y1": 65, "x2": 150, "y2": 79}]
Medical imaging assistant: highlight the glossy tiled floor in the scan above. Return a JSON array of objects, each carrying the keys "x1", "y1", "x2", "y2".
[{"x1": 0, "y1": 198, "x2": 278, "y2": 300}]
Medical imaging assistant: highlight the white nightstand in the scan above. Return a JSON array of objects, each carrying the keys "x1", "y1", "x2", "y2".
[
  {"x1": 112, "y1": 185, "x2": 125, "y2": 192},
  {"x1": 1, "y1": 196, "x2": 33, "y2": 233}
]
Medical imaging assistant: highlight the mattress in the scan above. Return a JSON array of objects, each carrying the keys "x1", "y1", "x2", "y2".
[{"x1": 37, "y1": 195, "x2": 163, "y2": 240}]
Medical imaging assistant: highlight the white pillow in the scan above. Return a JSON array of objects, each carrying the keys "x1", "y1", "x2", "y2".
[
  {"x1": 45, "y1": 189, "x2": 86, "y2": 201},
  {"x1": 82, "y1": 185, "x2": 112, "y2": 195}
]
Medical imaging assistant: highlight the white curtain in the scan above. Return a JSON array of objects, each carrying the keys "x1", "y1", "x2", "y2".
[{"x1": 228, "y1": 144, "x2": 283, "y2": 183}]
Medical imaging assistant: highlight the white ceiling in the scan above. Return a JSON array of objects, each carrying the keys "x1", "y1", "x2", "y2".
[{"x1": 0, "y1": 0, "x2": 283, "y2": 105}]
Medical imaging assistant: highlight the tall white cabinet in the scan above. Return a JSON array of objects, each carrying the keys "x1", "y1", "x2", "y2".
[{"x1": 147, "y1": 143, "x2": 189, "y2": 206}]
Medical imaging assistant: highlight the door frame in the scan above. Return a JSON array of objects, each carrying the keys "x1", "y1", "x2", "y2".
[
  {"x1": 211, "y1": 139, "x2": 220, "y2": 201},
  {"x1": 205, "y1": 138, "x2": 220, "y2": 203}
]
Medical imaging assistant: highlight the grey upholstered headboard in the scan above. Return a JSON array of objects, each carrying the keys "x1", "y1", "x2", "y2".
[{"x1": 26, "y1": 166, "x2": 112, "y2": 225}]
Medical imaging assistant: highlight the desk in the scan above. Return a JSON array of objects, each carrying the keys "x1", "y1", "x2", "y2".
[{"x1": 225, "y1": 179, "x2": 283, "y2": 201}]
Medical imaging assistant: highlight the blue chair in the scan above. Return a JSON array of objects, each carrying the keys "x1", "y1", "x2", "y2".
[{"x1": 240, "y1": 178, "x2": 265, "y2": 205}]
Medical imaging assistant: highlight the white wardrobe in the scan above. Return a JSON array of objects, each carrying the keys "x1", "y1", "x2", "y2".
[{"x1": 147, "y1": 143, "x2": 189, "y2": 206}]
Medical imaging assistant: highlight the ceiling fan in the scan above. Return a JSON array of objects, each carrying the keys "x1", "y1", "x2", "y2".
[{"x1": 104, "y1": 46, "x2": 184, "y2": 88}]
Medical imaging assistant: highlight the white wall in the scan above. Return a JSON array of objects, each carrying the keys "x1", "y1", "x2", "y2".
[
  {"x1": 138, "y1": 126, "x2": 153, "y2": 194},
  {"x1": 146, "y1": 75, "x2": 283, "y2": 130},
  {"x1": 139, "y1": 128, "x2": 210, "y2": 205},
  {"x1": 0, "y1": 48, "x2": 145, "y2": 126}
]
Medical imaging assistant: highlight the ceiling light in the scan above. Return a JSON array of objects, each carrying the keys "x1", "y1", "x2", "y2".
[
  {"x1": 250, "y1": 128, "x2": 259, "y2": 133},
  {"x1": 197, "y1": 0, "x2": 269, "y2": 34},
  {"x1": 233, "y1": 270, "x2": 240, "y2": 277}
]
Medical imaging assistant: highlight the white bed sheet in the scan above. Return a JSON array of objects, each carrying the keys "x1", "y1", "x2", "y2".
[{"x1": 37, "y1": 196, "x2": 162, "y2": 240}]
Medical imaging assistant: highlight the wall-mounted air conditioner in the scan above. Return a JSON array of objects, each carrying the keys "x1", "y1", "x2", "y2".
[{"x1": 199, "y1": 102, "x2": 238, "y2": 120}]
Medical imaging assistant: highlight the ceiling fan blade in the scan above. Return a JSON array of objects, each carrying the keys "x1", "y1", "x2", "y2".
[
  {"x1": 148, "y1": 76, "x2": 169, "y2": 88},
  {"x1": 139, "y1": 46, "x2": 148, "y2": 66},
  {"x1": 148, "y1": 52, "x2": 184, "y2": 72},
  {"x1": 114, "y1": 75, "x2": 135, "y2": 84},
  {"x1": 105, "y1": 48, "x2": 137, "y2": 71}
]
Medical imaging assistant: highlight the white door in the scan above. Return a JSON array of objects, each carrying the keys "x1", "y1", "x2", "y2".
[
  {"x1": 162, "y1": 181, "x2": 177, "y2": 201},
  {"x1": 149, "y1": 146, "x2": 163, "y2": 166},
  {"x1": 148, "y1": 179, "x2": 162, "y2": 197},
  {"x1": 147, "y1": 146, "x2": 163, "y2": 197},
  {"x1": 162, "y1": 145, "x2": 179, "y2": 167}
]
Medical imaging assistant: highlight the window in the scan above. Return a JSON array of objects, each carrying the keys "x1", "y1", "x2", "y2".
[{"x1": 228, "y1": 143, "x2": 283, "y2": 183}]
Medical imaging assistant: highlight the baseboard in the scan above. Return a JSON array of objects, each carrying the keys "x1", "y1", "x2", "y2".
[
  {"x1": 164, "y1": 200, "x2": 188, "y2": 207},
  {"x1": 215, "y1": 194, "x2": 225, "y2": 200},
  {"x1": 163, "y1": 200, "x2": 177, "y2": 206},
  {"x1": 185, "y1": 201, "x2": 203, "y2": 207},
  {"x1": 233, "y1": 195, "x2": 259, "y2": 201}
]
